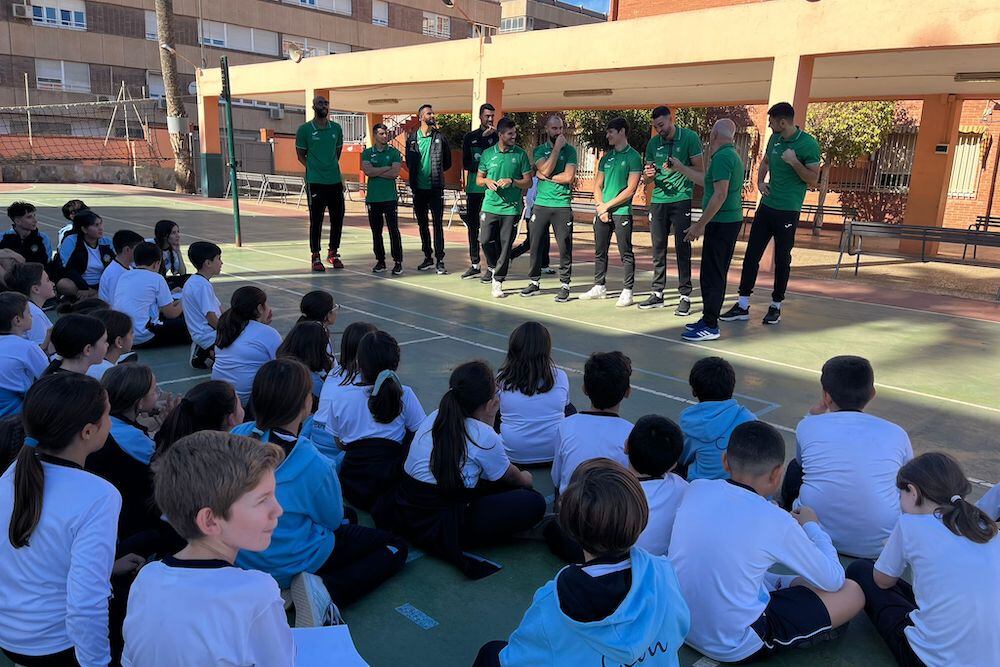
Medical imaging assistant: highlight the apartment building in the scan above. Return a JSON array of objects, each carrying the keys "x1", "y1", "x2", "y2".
[
  {"x1": 499, "y1": 0, "x2": 603, "y2": 33},
  {"x1": 0, "y1": 0, "x2": 500, "y2": 139}
]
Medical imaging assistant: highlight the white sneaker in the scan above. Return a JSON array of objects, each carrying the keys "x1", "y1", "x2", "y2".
[
  {"x1": 491, "y1": 279, "x2": 506, "y2": 299},
  {"x1": 616, "y1": 288, "x2": 634, "y2": 307},
  {"x1": 578, "y1": 284, "x2": 608, "y2": 300},
  {"x1": 290, "y1": 572, "x2": 343, "y2": 627}
]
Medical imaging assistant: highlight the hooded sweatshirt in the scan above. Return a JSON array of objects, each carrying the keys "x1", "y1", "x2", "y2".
[
  {"x1": 679, "y1": 399, "x2": 755, "y2": 480},
  {"x1": 231, "y1": 422, "x2": 344, "y2": 588},
  {"x1": 500, "y1": 547, "x2": 690, "y2": 667}
]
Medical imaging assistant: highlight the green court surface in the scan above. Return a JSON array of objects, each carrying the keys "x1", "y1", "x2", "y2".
[{"x1": 6, "y1": 184, "x2": 999, "y2": 667}]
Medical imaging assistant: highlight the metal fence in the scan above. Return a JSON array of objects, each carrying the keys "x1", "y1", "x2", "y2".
[
  {"x1": 332, "y1": 113, "x2": 367, "y2": 144},
  {"x1": 826, "y1": 128, "x2": 918, "y2": 193}
]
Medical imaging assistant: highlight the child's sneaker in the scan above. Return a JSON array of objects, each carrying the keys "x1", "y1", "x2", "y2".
[
  {"x1": 578, "y1": 284, "x2": 607, "y2": 300},
  {"x1": 719, "y1": 304, "x2": 749, "y2": 321},
  {"x1": 290, "y1": 572, "x2": 342, "y2": 627},
  {"x1": 189, "y1": 343, "x2": 212, "y2": 370}
]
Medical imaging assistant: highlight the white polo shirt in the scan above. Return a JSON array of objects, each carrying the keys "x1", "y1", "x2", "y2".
[
  {"x1": 634, "y1": 474, "x2": 688, "y2": 556},
  {"x1": 498, "y1": 368, "x2": 570, "y2": 464},
  {"x1": 551, "y1": 411, "x2": 633, "y2": 494},
  {"x1": 98, "y1": 260, "x2": 128, "y2": 304},
  {"x1": 211, "y1": 320, "x2": 282, "y2": 404},
  {"x1": 0, "y1": 333, "x2": 50, "y2": 394},
  {"x1": 181, "y1": 273, "x2": 221, "y2": 350},
  {"x1": 325, "y1": 381, "x2": 425, "y2": 444},
  {"x1": 404, "y1": 410, "x2": 511, "y2": 488},
  {"x1": 875, "y1": 514, "x2": 1000, "y2": 666},
  {"x1": 977, "y1": 484, "x2": 1000, "y2": 521},
  {"x1": 113, "y1": 268, "x2": 175, "y2": 346},
  {"x1": 796, "y1": 411, "x2": 913, "y2": 558},
  {"x1": 25, "y1": 301, "x2": 52, "y2": 348}
]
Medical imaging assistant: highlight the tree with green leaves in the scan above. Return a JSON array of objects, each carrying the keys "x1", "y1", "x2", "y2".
[
  {"x1": 565, "y1": 109, "x2": 652, "y2": 153},
  {"x1": 805, "y1": 101, "x2": 906, "y2": 232},
  {"x1": 434, "y1": 113, "x2": 472, "y2": 148}
]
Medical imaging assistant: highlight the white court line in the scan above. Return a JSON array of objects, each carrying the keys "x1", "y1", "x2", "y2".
[
  {"x1": 35, "y1": 211, "x2": 997, "y2": 414},
  {"x1": 399, "y1": 335, "x2": 448, "y2": 346},
  {"x1": 159, "y1": 374, "x2": 210, "y2": 386}
]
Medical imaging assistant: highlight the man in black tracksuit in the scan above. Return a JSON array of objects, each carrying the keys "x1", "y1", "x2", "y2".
[
  {"x1": 460, "y1": 104, "x2": 498, "y2": 280},
  {"x1": 405, "y1": 104, "x2": 452, "y2": 275}
]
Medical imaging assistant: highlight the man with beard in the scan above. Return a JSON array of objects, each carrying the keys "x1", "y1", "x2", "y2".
[
  {"x1": 477, "y1": 117, "x2": 533, "y2": 298},
  {"x1": 405, "y1": 104, "x2": 452, "y2": 274},
  {"x1": 520, "y1": 115, "x2": 577, "y2": 303},
  {"x1": 296, "y1": 95, "x2": 345, "y2": 272},
  {"x1": 461, "y1": 103, "x2": 498, "y2": 280},
  {"x1": 639, "y1": 105, "x2": 704, "y2": 316}
]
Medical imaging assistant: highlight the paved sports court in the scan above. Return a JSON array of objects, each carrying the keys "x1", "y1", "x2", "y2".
[{"x1": 4, "y1": 183, "x2": 997, "y2": 666}]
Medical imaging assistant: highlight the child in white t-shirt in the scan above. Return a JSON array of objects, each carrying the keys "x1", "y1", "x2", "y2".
[
  {"x1": 551, "y1": 350, "x2": 633, "y2": 495},
  {"x1": 0, "y1": 292, "x2": 50, "y2": 416},
  {"x1": 211, "y1": 286, "x2": 282, "y2": 405},
  {"x1": 278, "y1": 321, "x2": 334, "y2": 402},
  {"x1": 782, "y1": 355, "x2": 913, "y2": 558},
  {"x1": 496, "y1": 321, "x2": 572, "y2": 464},
  {"x1": 313, "y1": 322, "x2": 377, "y2": 465},
  {"x1": 99, "y1": 230, "x2": 143, "y2": 304},
  {"x1": 123, "y1": 431, "x2": 296, "y2": 666},
  {"x1": 329, "y1": 330, "x2": 425, "y2": 511},
  {"x1": 847, "y1": 453, "x2": 1000, "y2": 667},
  {"x1": 669, "y1": 421, "x2": 864, "y2": 663},
  {"x1": 627, "y1": 414, "x2": 688, "y2": 557},
  {"x1": 5, "y1": 262, "x2": 56, "y2": 353},
  {"x1": 113, "y1": 242, "x2": 188, "y2": 350},
  {"x1": 181, "y1": 241, "x2": 223, "y2": 369}
]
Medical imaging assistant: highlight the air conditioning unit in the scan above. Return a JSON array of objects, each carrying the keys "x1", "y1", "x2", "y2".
[
  {"x1": 11, "y1": 3, "x2": 30, "y2": 19},
  {"x1": 96, "y1": 95, "x2": 113, "y2": 103},
  {"x1": 269, "y1": 107, "x2": 284, "y2": 120}
]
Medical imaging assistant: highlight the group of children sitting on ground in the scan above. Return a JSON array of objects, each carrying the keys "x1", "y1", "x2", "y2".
[{"x1": 0, "y1": 199, "x2": 998, "y2": 667}]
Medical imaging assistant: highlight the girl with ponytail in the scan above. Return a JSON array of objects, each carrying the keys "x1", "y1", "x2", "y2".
[
  {"x1": 211, "y1": 286, "x2": 281, "y2": 404},
  {"x1": 393, "y1": 360, "x2": 544, "y2": 580},
  {"x1": 0, "y1": 373, "x2": 141, "y2": 666},
  {"x1": 330, "y1": 330, "x2": 425, "y2": 510},
  {"x1": 155, "y1": 380, "x2": 244, "y2": 456},
  {"x1": 231, "y1": 358, "x2": 408, "y2": 608},
  {"x1": 846, "y1": 452, "x2": 1000, "y2": 666}
]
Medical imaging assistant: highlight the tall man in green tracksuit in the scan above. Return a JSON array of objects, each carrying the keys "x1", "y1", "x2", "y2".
[
  {"x1": 520, "y1": 114, "x2": 577, "y2": 303},
  {"x1": 639, "y1": 105, "x2": 704, "y2": 316},
  {"x1": 477, "y1": 116, "x2": 533, "y2": 299},
  {"x1": 722, "y1": 101, "x2": 820, "y2": 325},
  {"x1": 461, "y1": 103, "x2": 498, "y2": 280},
  {"x1": 674, "y1": 119, "x2": 746, "y2": 342},
  {"x1": 579, "y1": 117, "x2": 643, "y2": 307},
  {"x1": 296, "y1": 95, "x2": 345, "y2": 272},
  {"x1": 361, "y1": 122, "x2": 403, "y2": 275},
  {"x1": 405, "y1": 104, "x2": 452, "y2": 275}
]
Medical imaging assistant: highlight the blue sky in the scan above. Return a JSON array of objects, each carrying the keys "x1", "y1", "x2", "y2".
[{"x1": 577, "y1": 0, "x2": 611, "y2": 14}]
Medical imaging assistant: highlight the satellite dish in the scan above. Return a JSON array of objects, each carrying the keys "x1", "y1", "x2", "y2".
[
  {"x1": 188, "y1": 81, "x2": 198, "y2": 95},
  {"x1": 289, "y1": 46, "x2": 305, "y2": 63}
]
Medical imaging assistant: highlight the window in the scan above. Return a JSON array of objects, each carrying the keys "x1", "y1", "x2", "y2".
[
  {"x1": 282, "y1": 36, "x2": 349, "y2": 59},
  {"x1": 499, "y1": 16, "x2": 529, "y2": 33},
  {"x1": 283, "y1": 0, "x2": 352, "y2": 16},
  {"x1": 35, "y1": 59, "x2": 91, "y2": 93},
  {"x1": 146, "y1": 72, "x2": 165, "y2": 99},
  {"x1": 372, "y1": 0, "x2": 388, "y2": 27},
  {"x1": 199, "y1": 21, "x2": 279, "y2": 55},
  {"x1": 422, "y1": 12, "x2": 450, "y2": 39},
  {"x1": 32, "y1": 0, "x2": 86, "y2": 30},
  {"x1": 144, "y1": 10, "x2": 157, "y2": 41},
  {"x1": 948, "y1": 132, "x2": 984, "y2": 198},
  {"x1": 472, "y1": 23, "x2": 496, "y2": 38}
]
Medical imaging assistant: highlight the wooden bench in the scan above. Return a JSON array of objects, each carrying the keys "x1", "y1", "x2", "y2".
[
  {"x1": 836, "y1": 220, "x2": 1000, "y2": 300},
  {"x1": 966, "y1": 215, "x2": 1000, "y2": 260}
]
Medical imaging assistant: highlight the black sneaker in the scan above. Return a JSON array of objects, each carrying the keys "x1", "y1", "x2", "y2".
[
  {"x1": 417, "y1": 257, "x2": 434, "y2": 271},
  {"x1": 190, "y1": 344, "x2": 212, "y2": 370},
  {"x1": 435, "y1": 261, "x2": 447, "y2": 275},
  {"x1": 763, "y1": 306, "x2": 781, "y2": 325},
  {"x1": 674, "y1": 298, "x2": 692, "y2": 317},
  {"x1": 391, "y1": 262, "x2": 403, "y2": 276},
  {"x1": 719, "y1": 304, "x2": 750, "y2": 321},
  {"x1": 372, "y1": 261, "x2": 387, "y2": 274},
  {"x1": 479, "y1": 268, "x2": 494, "y2": 284},
  {"x1": 520, "y1": 282, "x2": 541, "y2": 298},
  {"x1": 638, "y1": 293, "x2": 665, "y2": 310},
  {"x1": 460, "y1": 265, "x2": 480, "y2": 280},
  {"x1": 554, "y1": 285, "x2": 570, "y2": 303}
]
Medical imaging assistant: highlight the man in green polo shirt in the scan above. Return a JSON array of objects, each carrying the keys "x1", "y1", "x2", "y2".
[
  {"x1": 723, "y1": 101, "x2": 820, "y2": 326},
  {"x1": 674, "y1": 119, "x2": 745, "y2": 342},
  {"x1": 579, "y1": 116, "x2": 643, "y2": 307},
  {"x1": 295, "y1": 95, "x2": 345, "y2": 272},
  {"x1": 361, "y1": 123, "x2": 403, "y2": 276},
  {"x1": 477, "y1": 116, "x2": 533, "y2": 299},
  {"x1": 639, "y1": 105, "x2": 704, "y2": 315},
  {"x1": 519, "y1": 114, "x2": 577, "y2": 303},
  {"x1": 460, "y1": 103, "x2": 498, "y2": 280}
]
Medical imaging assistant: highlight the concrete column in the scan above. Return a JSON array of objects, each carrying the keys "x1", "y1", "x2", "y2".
[
  {"x1": 901, "y1": 94, "x2": 963, "y2": 256},
  {"x1": 472, "y1": 76, "x2": 504, "y2": 120},
  {"x1": 197, "y1": 94, "x2": 223, "y2": 198},
  {"x1": 360, "y1": 113, "x2": 384, "y2": 185}
]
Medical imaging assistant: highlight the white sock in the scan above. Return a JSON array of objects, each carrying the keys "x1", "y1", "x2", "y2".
[
  {"x1": 680, "y1": 295, "x2": 690, "y2": 302},
  {"x1": 530, "y1": 280, "x2": 540, "y2": 286},
  {"x1": 738, "y1": 296, "x2": 750, "y2": 309},
  {"x1": 471, "y1": 263, "x2": 479, "y2": 270},
  {"x1": 561, "y1": 283, "x2": 570, "y2": 289},
  {"x1": 771, "y1": 301, "x2": 781, "y2": 310}
]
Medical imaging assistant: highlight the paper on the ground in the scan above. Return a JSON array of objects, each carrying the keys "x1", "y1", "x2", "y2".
[{"x1": 293, "y1": 626, "x2": 369, "y2": 667}]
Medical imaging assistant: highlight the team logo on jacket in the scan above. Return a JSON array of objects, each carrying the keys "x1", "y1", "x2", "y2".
[{"x1": 29, "y1": 244, "x2": 39, "y2": 253}]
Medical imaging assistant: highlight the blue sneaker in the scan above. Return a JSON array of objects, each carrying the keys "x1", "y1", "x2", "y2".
[
  {"x1": 684, "y1": 318, "x2": 705, "y2": 331},
  {"x1": 682, "y1": 323, "x2": 721, "y2": 341}
]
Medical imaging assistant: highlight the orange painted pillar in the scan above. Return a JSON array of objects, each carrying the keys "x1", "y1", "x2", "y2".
[
  {"x1": 757, "y1": 55, "x2": 814, "y2": 268},
  {"x1": 197, "y1": 94, "x2": 223, "y2": 197},
  {"x1": 472, "y1": 77, "x2": 504, "y2": 121},
  {"x1": 900, "y1": 95, "x2": 962, "y2": 256}
]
